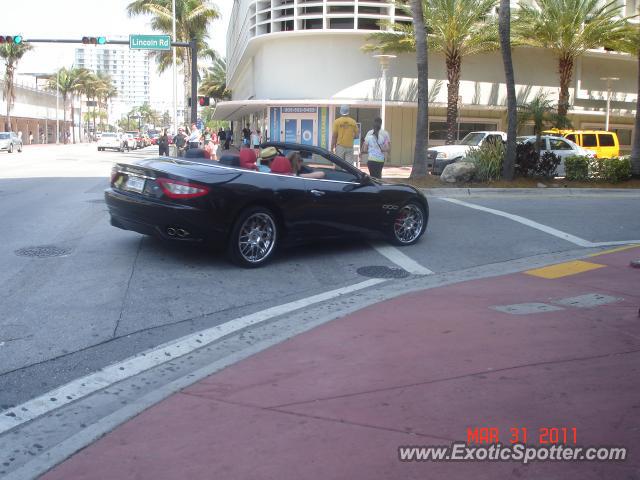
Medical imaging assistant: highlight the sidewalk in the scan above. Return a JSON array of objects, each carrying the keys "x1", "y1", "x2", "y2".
[{"x1": 42, "y1": 247, "x2": 640, "y2": 479}]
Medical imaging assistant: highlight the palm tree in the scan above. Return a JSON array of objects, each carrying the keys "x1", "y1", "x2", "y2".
[
  {"x1": 499, "y1": 0, "x2": 517, "y2": 180},
  {"x1": 514, "y1": 0, "x2": 631, "y2": 120},
  {"x1": 73, "y1": 68, "x2": 92, "y2": 142},
  {"x1": 1, "y1": 42, "x2": 32, "y2": 131},
  {"x1": 365, "y1": 0, "x2": 499, "y2": 144},
  {"x1": 518, "y1": 92, "x2": 554, "y2": 155},
  {"x1": 409, "y1": 0, "x2": 430, "y2": 177},
  {"x1": 199, "y1": 51, "x2": 231, "y2": 102},
  {"x1": 47, "y1": 67, "x2": 84, "y2": 143},
  {"x1": 127, "y1": 0, "x2": 220, "y2": 123}
]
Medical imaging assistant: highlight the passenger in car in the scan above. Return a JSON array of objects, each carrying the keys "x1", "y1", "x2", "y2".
[
  {"x1": 269, "y1": 156, "x2": 293, "y2": 175},
  {"x1": 287, "y1": 151, "x2": 325, "y2": 179},
  {"x1": 258, "y1": 146, "x2": 278, "y2": 172},
  {"x1": 239, "y1": 148, "x2": 258, "y2": 170}
]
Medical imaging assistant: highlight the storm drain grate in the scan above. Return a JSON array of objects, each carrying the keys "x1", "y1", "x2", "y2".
[
  {"x1": 357, "y1": 265, "x2": 410, "y2": 279},
  {"x1": 15, "y1": 245, "x2": 71, "y2": 258}
]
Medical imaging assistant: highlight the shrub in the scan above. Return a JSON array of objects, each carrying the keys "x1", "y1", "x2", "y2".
[
  {"x1": 601, "y1": 157, "x2": 632, "y2": 183},
  {"x1": 535, "y1": 151, "x2": 561, "y2": 178},
  {"x1": 515, "y1": 142, "x2": 539, "y2": 177},
  {"x1": 564, "y1": 155, "x2": 589, "y2": 181},
  {"x1": 588, "y1": 157, "x2": 606, "y2": 179},
  {"x1": 466, "y1": 141, "x2": 504, "y2": 181}
]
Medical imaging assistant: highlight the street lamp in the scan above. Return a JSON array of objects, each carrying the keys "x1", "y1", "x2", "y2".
[
  {"x1": 600, "y1": 76, "x2": 619, "y2": 131},
  {"x1": 373, "y1": 54, "x2": 396, "y2": 130}
]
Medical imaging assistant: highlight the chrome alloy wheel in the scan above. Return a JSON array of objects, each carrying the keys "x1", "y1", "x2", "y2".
[
  {"x1": 238, "y1": 212, "x2": 277, "y2": 264},
  {"x1": 393, "y1": 204, "x2": 424, "y2": 244}
]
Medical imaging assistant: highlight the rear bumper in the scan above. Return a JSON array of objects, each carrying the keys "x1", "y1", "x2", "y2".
[{"x1": 105, "y1": 188, "x2": 226, "y2": 245}]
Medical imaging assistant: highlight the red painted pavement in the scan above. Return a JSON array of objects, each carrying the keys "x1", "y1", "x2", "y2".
[{"x1": 43, "y1": 248, "x2": 640, "y2": 480}]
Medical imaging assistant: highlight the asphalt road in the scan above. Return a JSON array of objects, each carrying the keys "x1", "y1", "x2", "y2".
[{"x1": 1, "y1": 143, "x2": 639, "y2": 411}]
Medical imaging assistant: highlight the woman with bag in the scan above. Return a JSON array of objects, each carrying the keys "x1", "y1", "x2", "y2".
[{"x1": 361, "y1": 117, "x2": 390, "y2": 179}]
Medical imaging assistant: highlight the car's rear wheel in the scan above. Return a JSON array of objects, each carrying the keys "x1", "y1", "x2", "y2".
[
  {"x1": 390, "y1": 201, "x2": 427, "y2": 246},
  {"x1": 227, "y1": 206, "x2": 279, "y2": 267}
]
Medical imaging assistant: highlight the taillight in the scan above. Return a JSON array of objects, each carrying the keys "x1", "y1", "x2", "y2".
[
  {"x1": 111, "y1": 166, "x2": 120, "y2": 184},
  {"x1": 156, "y1": 178, "x2": 209, "y2": 199}
]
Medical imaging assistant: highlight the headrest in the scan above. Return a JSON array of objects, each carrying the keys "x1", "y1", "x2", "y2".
[
  {"x1": 219, "y1": 154, "x2": 240, "y2": 167},
  {"x1": 185, "y1": 148, "x2": 206, "y2": 159},
  {"x1": 270, "y1": 156, "x2": 292, "y2": 175},
  {"x1": 239, "y1": 148, "x2": 258, "y2": 170},
  {"x1": 260, "y1": 146, "x2": 278, "y2": 159}
]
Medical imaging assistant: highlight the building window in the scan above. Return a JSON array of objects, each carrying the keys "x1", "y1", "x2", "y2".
[
  {"x1": 302, "y1": 18, "x2": 323, "y2": 29},
  {"x1": 612, "y1": 127, "x2": 632, "y2": 146},
  {"x1": 329, "y1": 18, "x2": 354, "y2": 29},
  {"x1": 357, "y1": 18, "x2": 382, "y2": 30}
]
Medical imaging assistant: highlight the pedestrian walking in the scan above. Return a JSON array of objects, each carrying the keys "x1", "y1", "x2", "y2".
[
  {"x1": 242, "y1": 124, "x2": 251, "y2": 147},
  {"x1": 18, "y1": 130, "x2": 23, "y2": 143},
  {"x1": 203, "y1": 127, "x2": 212, "y2": 146},
  {"x1": 361, "y1": 117, "x2": 390, "y2": 179},
  {"x1": 187, "y1": 123, "x2": 201, "y2": 149},
  {"x1": 224, "y1": 127, "x2": 232, "y2": 150},
  {"x1": 251, "y1": 128, "x2": 261, "y2": 151},
  {"x1": 218, "y1": 128, "x2": 227, "y2": 150},
  {"x1": 331, "y1": 105, "x2": 358, "y2": 166},
  {"x1": 29, "y1": 131, "x2": 33, "y2": 145},
  {"x1": 174, "y1": 127, "x2": 187, "y2": 157},
  {"x1": 158, "y1": 129, "x2": 170, "y2": 156}
]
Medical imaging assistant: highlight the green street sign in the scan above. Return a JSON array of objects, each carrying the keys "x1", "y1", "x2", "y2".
[{"x1": 129, "y1": 34, "x2": 171, "y2": 51}]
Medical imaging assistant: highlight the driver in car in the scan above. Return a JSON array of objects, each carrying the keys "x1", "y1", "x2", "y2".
[{"x1": 287, "y1": 151, "x2": 325, "y2": 179}]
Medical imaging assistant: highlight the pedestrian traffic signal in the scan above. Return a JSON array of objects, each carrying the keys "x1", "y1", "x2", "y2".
[
  {"x1": 82, "y1": 36, "x2": 107, "y2": 45},
  {"x1": 0, "y1": 35, "x2": 23, "y2": 44},
  {"x1": 198, "y1": 96, "x2": 210, "y2": 107}
]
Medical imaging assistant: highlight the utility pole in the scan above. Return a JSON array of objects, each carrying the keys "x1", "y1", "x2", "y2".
[
  {"x1": 600, "y1": 77, "x2": 619, "y2": 131},
  {"x1": 172, "y1": 0, "x2": 178, "y2": 133}
]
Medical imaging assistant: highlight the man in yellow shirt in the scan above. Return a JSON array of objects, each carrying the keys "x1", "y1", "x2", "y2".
[{"x1": 331, "y1": 105, "x2": 358, "y2": 166}]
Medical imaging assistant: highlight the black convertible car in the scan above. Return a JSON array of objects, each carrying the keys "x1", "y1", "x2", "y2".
[{"x1": 105, "y1": 142, "x2": 428, "y2": 267}]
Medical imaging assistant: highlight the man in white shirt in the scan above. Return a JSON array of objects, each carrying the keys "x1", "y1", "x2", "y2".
[{"x1": 187, "y1": 123, "x2": 201, "y2": 149}]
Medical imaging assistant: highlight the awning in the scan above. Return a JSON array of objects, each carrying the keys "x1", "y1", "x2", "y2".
[{"x1": 212, "y1": 98, "x2": 421, "y2": 121}]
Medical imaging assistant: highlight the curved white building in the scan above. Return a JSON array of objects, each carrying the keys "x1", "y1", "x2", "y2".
[{"x1": 215, "y1": 0, "x2": 638, "y2": 164}]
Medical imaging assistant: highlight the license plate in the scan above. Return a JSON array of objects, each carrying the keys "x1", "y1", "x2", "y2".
[{"x1": 124, "y1": 175, "x2": 145, "y2": 193}]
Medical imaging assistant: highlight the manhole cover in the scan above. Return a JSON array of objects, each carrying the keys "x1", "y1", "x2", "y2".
[
  {"x1": 15, "y1": 246, "x2": 71, "y2": 258},
  {"x1": 357, "y1": 265, "x2": 410, "y2": 279}
]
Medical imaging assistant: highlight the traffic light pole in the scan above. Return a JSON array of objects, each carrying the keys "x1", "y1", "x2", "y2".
[{"x1": 21, "y1": 37, "x2": 198, "y2": 128}]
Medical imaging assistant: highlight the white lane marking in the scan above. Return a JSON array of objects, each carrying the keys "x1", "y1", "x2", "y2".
[
  {"x1": 0, "y1": 278, "x2": 385, "y2": 435},
  {"x1": 440, "y1": 197, "x2": 595, "y2": 247},
  {"x1": 370, "y1": 242, "x2": 434, "y2": 275}
]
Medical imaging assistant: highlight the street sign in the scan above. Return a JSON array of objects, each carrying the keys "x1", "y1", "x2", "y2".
[{"x1": 129, "y1": 34, "x2": 171, "y2": 51}]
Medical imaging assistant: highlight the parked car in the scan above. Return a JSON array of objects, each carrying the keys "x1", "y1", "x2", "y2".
[
  {"x1": 106, "y1": 141, "x2": 429, "y2": 267},
  {"x1": 150, "y1": 134, "x2": 160, "y2": 145},
  {"x1": 97, "y1": 132, "x2": 125, "y2": 152},
  {"x1": 428, "y1": 131, "x2": 507, "y2": 174},
  {"x1": 0, "y1": 132, "x2": 23, "y2": 153},
  {"x1": 126, "y1": 131, "x2": 143, "y2": 149},
  {"x1": 122, "y1": 133, "x2": 137, "y2": 151},
  {"x1": 517, "y1": 135, "x2": 595, "y2": 176},
  {"x1": 543, "y1": 129, "x2": 619, "y2": 158},
  {"x1": 142, "y1": 134, "x2": 151, "y2": 147}
]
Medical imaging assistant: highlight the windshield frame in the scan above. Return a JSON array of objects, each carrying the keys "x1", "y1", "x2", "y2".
[{"x1": 458, "y1": 132, "x2": 486, "y2": 146}]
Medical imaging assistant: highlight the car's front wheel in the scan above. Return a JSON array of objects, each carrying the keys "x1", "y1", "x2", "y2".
[
  {"x1": 8, "y1": 144, "x2": 13, "y2": 153},
  {"x1": 227, "y1": 206, "x2": 279, "y2": 268},
  {"x1": 390, "y1": 201, "x2": 427, "y2": 246}
]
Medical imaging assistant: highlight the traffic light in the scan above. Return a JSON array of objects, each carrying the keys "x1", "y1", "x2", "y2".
[
  {"x1": 198, "y1": 96, "x2": 210, "y2": 107},
  {"x1": 82, "y1": 36, "x2": 106, "y2": 45},
  {"x1": 0, "y1": 35, "x2": 23, "y2": 44}
]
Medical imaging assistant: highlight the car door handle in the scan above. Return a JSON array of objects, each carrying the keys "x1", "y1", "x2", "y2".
[{"x1": 310, "y1": 189, "x2": 325, "y2": 197}]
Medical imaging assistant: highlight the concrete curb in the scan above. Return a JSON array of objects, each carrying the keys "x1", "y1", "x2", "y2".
[{"x1": 421, "y1": 187, "x2": 640, "y2": 197}]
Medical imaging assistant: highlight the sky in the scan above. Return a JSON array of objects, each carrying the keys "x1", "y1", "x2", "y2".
[{"x1": 8, "y1": 0, "x2": 232, "y2": 109}]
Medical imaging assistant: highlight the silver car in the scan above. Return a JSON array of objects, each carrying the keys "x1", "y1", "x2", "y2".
[
  {"x1": 517, "y1": 135, "x2": 595, "y2": 176},
  {"x1": 0, "y1": 132, "x2": 23, "y2": 153}
]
